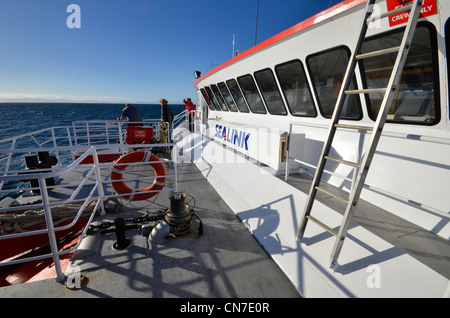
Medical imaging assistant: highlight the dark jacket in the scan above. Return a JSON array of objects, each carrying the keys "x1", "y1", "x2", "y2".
[
  {"x1": 161, "y1": 105, "x2": 174, "y2": 124},
  {"x1": 122, "y1": 104, "x2": 143, "y2": 126}
]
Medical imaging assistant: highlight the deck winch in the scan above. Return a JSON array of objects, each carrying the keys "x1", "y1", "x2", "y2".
[
  {"x1": 164, "y1": 192, "x2": 195, "y2": 236},
  {"x1": 147, "y1": 192, "x2": 201, "y2": 245},
  {"x1": 93, "y1": 192, "x2": 202, "y2": 250}
]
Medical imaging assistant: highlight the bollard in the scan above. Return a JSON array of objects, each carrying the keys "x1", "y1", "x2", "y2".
[{"x1": 113, "y1": 217, "x2": 131, "y2": 250}]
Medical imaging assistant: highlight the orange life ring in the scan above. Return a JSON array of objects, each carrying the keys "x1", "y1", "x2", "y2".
[{"x1": 111, "y1": 151, "x2": 166, "y2": 201}]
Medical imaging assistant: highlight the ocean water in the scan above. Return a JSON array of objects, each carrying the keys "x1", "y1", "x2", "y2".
[
  {"x1": 0, "y1": 103, "x2": 186, "y2": 198},
  {"x1": 0, "y1": 103, "x2": 186, "y2": 141}
]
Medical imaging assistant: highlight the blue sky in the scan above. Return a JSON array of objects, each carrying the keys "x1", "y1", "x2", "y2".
[{"x1": 0, "y1": 0, "x2": 337, "y2": 104}]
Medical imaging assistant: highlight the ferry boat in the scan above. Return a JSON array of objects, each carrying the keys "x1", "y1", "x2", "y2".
[
  {"x1": 0, "y1": 0, "x2": 449, "y2": 298},
  {"x1": 179, "y1": 0, "x2": 450, "y2": 296}
]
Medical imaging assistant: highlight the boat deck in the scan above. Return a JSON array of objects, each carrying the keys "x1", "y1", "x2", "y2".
[
  {"x1": 281, "y1": 172, "x2": 450, "y2": 280},
  {"x1": 1, "y1": 131, "x2": 449, "y2": 298},
  {"x1": 0, "y1": 161, "x2": 301, "y2": 298},
  {"x1": 175, "y1": 133, "x2": 449, "y2": 297}
]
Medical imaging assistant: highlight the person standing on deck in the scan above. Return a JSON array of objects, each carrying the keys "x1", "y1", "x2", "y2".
[
  {"x1": 160, "y1": 99, "x2": 174, "y2": 126},
  {"x1": 160, "y1": 98, "x2": 174, "y2": 142},
  {"x1": 117, "y1": 103, "x2": 143, "y2": 126},
  {"x1": 183, "y1": 98, "x2": 195, "y2": 132}
]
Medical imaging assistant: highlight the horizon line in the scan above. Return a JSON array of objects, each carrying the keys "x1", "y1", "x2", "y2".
[
  {"x1": 0, "y1": 93, "x2": 182, "y2": 104},
  {"x1": 0, "y1": 100, "x2": 184, "y2": 105}
]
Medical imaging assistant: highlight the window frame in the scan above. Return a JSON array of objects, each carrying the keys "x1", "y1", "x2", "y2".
[
  {"x1": 275, "y1": 59, "x2": 317, "y2": 117},
  {"x1": 226, "y1": 79, "x2": 250, "y2": 113},
  {"x1": 217, "y1": 82, "x2": 238, "y2": 112},
  {"x1": 200, "y1": 88, "x2": 215, "y2": 111},
  {"x1": 358, "y1": 22, "x2": 440, "y2": 126},
  {"x1": 211, "y1": 84, "x2": 229, "y2": 111},
  {"x1": 204, "y1": 86, "x2": 221, "y2": 111},
  {"x1": 254, "y1": 68, "x2": 288, "y2": 116},
  {"x1": 306, "y1": 45, "x2": 363, "y2": 120},
  {"x1": 445, "y1": 18, "x2": 450, "y2": 120},
  {"x1": 237, "y1": 74, "x2": 267, "y2": 114}
]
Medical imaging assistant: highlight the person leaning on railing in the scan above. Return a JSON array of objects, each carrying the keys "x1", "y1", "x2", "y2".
[{"x1": 117, "y1": 103, "x2": 143, "y2": 126}]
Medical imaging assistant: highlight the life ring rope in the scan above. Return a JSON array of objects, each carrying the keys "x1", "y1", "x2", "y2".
[{"x1": 111, "y1": 151, "x2": 167, "y2": 201}]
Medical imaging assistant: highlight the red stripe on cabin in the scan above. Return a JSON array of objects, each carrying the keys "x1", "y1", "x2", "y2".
[{"x1": 193, "y1": 0, "x2": 367, "y2": 87}]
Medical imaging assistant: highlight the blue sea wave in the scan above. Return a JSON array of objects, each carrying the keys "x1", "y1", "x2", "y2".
[
  {"x1": 0, "y1": 102, "x2": 186, "y2": 199},
  {"x1": 0, "y1": 102, "x2": 185, "y2": 140}
]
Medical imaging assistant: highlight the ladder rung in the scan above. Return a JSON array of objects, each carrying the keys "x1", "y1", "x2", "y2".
[
  {"x1": 306, "y1": 215, "x2": 338, "y2": 236},
  {"x1": 367, "y1": 4, "x2": 413, "y2": 23},
  {"x1": 335, "y1": 124, "x2": 373, "y2": 131},
  {"x1": 325, "y1": 156, "x2": 361, "y2": 168},
  {"x1": 345, "y1": 88, "x2": 386, "y2": 95},
  {"x1": 356, "y1": 46, "x2": 400, "y2": 60},
  {"x1": 315, "y1": 186, "x2": 349, "y2": 203}
]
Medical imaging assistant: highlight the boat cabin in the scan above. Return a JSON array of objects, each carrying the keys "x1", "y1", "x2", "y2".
[{"x1": 192, "y1": 0, "x2": 450, "y2": 239}]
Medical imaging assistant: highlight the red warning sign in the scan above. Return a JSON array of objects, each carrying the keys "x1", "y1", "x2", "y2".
[{"x1": 387, "y1": 0, "x2": 437, "y2": 27}]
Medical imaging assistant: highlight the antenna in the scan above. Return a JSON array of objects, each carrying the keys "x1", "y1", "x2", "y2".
[
  {"x1": 233, "y1": 32, "x2": 235, "y2": 58},
  {"x1": 255, "y1": 0, "x2": 260, "y2": 45}
]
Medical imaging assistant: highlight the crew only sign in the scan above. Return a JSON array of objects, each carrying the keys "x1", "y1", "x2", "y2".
[{"x1": 387, "y1": 0, "x2": 437, "y2": 27}]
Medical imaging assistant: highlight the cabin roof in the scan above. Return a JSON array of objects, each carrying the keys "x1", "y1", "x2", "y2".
[{"x1": 193, "y1": 0, "x2": 366, "y2": 87}]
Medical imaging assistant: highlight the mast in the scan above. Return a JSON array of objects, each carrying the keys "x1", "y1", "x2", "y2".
[{"x1": 255, "y1": 0, "x2": 260, "y2": 45}]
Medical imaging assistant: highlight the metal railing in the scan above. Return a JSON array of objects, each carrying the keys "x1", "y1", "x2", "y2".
[
  {"x1": 0, "y1": 147, "x2": 103, "y2": 281},
  {"x1": 173, "y1": 109, "x2": 190, "y2": 130},
  {"x1": 284, "y1": 121, "x2": 450, "y2": 220},
  {"x1": 71, "y1": 119, "x2": 170, "y2": 146},
  {"x1": 0, "y1": 120, "x2": 181, "y2": 283},
  {"x1": 0, "y1": 119, "x2": 177, "y2": 181},
  {"x1": 284, "y1": 121, "x2": 450, "y2": 183}
]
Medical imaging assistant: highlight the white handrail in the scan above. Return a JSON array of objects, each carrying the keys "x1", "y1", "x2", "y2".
[
  {"x1": 0, "y1": 147, "x2": 99, "y2": 281},
  {"x1": 0, "y1": 129, "x2": 178, "y2": 283},
  {"x1": 284, "y1": 121, "x2": 450, "y2": 220},
  {"x1": 0, "y1": 126, "x2": 70, "y2": 145},
  {"x1": 173, "y1": 109, "x2": 189, "y2": 129}
]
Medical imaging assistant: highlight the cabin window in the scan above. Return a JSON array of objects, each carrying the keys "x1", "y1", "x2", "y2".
[
  {"x1": 254, "y1": 68, "x2": 287, "y2": 115},
  {"x1": 200, "y1": 88, "x2": 215, "y2": 111},
  {"x1": 205, "y1": 86, "x2": 221, "y2": 111},
  {"x1": 217, "y1": 82, "x2": 238, "y2": 112},
  {"x1": 359, "y1": 23, "x2": 440, "y2": 125},
  {"x1": 226, "y1": 79, "x2": 250, "y2": 113},
  {"x1": 306, "y1": 46, "x2": 362, "y2": 119},
  {"x1": 275, "y1": 59, "x2": 317, "y2": 117},
  {"x1": 446, "y1": 19, "x2": 450, "y2": 116},
  {"x1": 211, "y1": 84, "x2": 229, "y2": 111},
  {"x1": 197, "y1": 90, "x2": 208, "y2": 125},
  {"x1": 237, "y1": 74, "x2": 267, "y2": 114}
]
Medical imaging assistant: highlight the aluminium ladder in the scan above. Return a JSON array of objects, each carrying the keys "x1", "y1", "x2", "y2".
[{"x1": 296, "y1": 0, "x2": 424, "y2": 267}]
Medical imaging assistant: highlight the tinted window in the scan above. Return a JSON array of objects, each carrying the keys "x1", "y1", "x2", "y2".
[
  {"x1": 307, "y1": 46, "x2": 361, "y2": 119},
  {"x1": 211, "y1": 84, "x2": 229, "y2": 111},
  {"x1": 360, "y1": 24, "x2": 439, "y2": 125},
  {"x1": 218, "y1": 82, "x2": 238, "y2": 112},
  {"x1": 447, "y1": 19, "x2": 450, "y2": 112},
  {"x1": 226, "y1": 79, "x2": 250, "y2": 113},
  {"x1": 200, "y1": 88, "x2": 215, "y2": 111},
  {"x1": 237, "y1": 74, "x2": 267, "y2": 114},
  {"x1": 275, "y1": 60, "x2": 316, "y2": 117},
  {"x1": 254, "y1": 68, "x2": 287, "y2": 115},
  {"x1": 205, "y1": 86, "x2": 221, "y2": 111}
]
